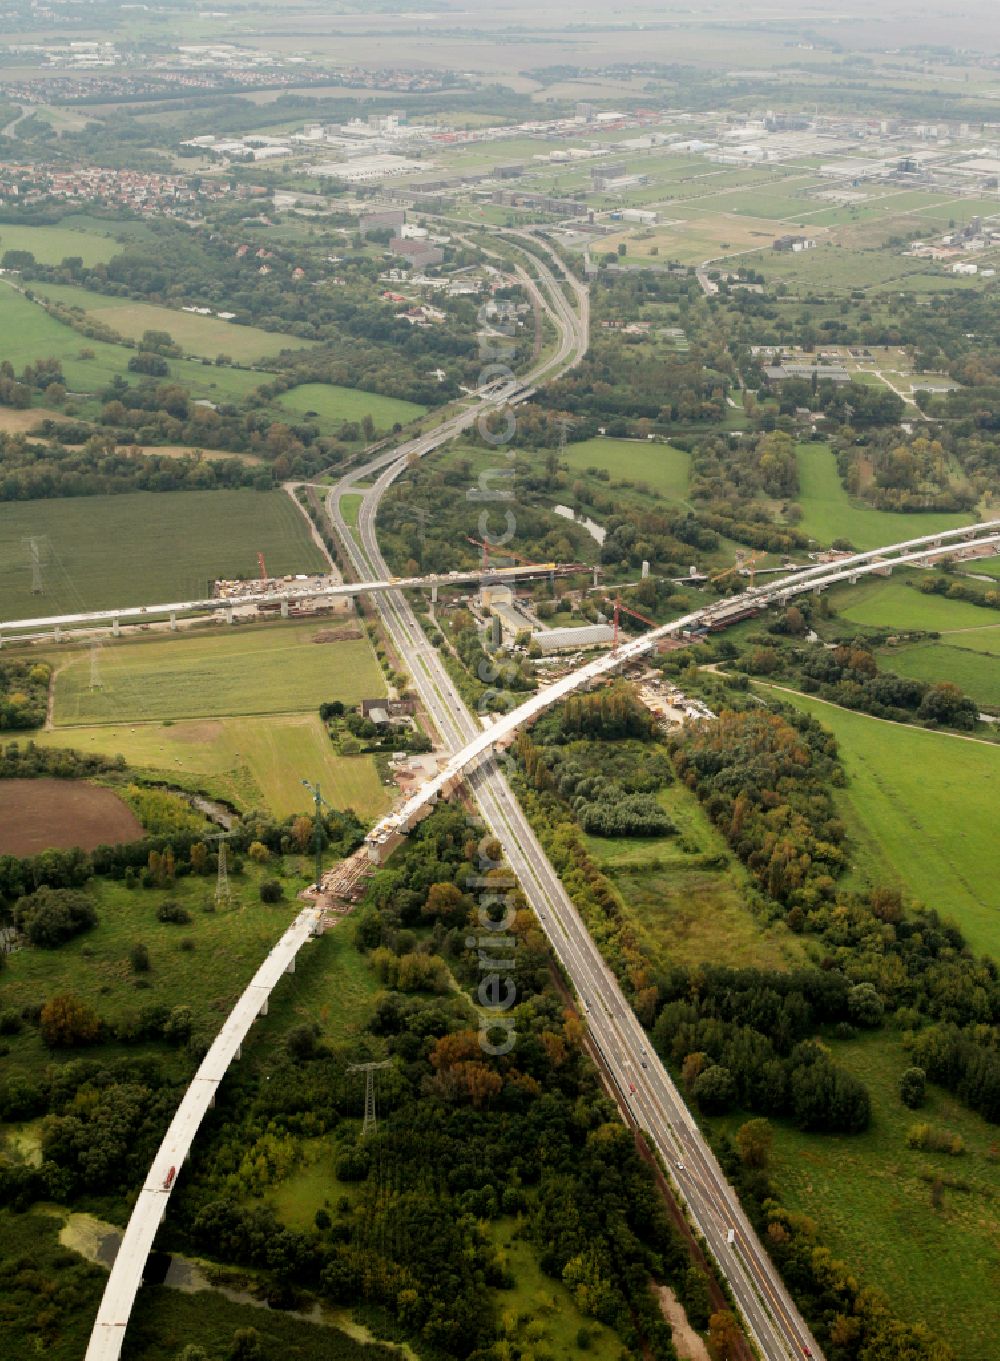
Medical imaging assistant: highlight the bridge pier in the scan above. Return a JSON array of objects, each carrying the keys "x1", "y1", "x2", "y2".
[
  {"x1": 280, "y1": 598, "x2": 289, "y2": 618},
  {"x1": 431, "y1": 583, "x2": 438, "y2": 604},
  {"x1": 169, "y1": 612, "x2": 177, "y2": 631},
  {"x1": 258, "y1": 998, "x2": 269, "y2": 1017},
  {"x1": 112, "y1": 617, "x2": 120, "y2": 637},
  {"x1": 285, "y1": 956, "x2": 296, "y2": 975},
  {"x1": 226, "y1": 607, "x2": 235, "y2": 625},
  {"x1": 234, "y1": 1044, "x2": 242, "y2": 1061}
]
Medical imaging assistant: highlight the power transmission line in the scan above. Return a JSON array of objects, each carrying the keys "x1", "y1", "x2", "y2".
[{"x1": 347, "y1": 1059, "x2": 392, "y2": 1137}]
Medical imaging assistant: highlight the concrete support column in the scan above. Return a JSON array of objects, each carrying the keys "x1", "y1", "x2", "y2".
[
  {"x1": 235, "y1": 1043, "x2": 242, "y2": 1060},
  {"x1": 431, "y1": 584, "x2": 438, "y2": 604},
  {"x1": 169, "y1": 612, "x2": 177, "y2": 631},
  {"x1": 112, "y1": 617, "x2": 120, "y2": 637},
  {"x1": 285, "y1": 956, "x2": 296, "y2": 975},
  {"x1": 226, "y1": 607, "x2": 235, "y2": 625},
  {"x1": 259, "y1": 998, "x2": 269, "y2": 1017},
  {"x1": 280, "y1": 598, "x2": 289, "y2": 618},
  {"x1": 54, "y1": 625, "x2": 62, "y2": 642}
]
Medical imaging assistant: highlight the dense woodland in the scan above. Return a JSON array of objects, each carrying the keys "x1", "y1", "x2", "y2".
[
  {"x1": 737, "y1": 618, "x2": 983, "y2": 730},
  {"x1": 0, "y1": 657, "x2": 51, "y2": 730},
  {"x1": 505, "y1": 686, "x2": 1000, "y2": 1361}
]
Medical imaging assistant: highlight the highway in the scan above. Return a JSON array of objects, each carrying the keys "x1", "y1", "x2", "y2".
[{"x1": 328, "y1": 231, "x2": 828, "y2": 1360}]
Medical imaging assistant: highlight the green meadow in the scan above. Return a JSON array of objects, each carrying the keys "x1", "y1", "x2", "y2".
[
  {"x1": 32, "y1": 280, "x2": 313, "y2": 363},
  {"x1": 793, "y1": 443, "x2": 975, "y2": 549},
  {"x1": 832, "y1": 575, "x2": 1000, "y2": 634},
  {"x1": 0, "y1": 283, "x2": 274, "y2": 398},
  {"x1": 560, "y1": 436, "x2": 691, "y2": 503},
  {"x1": 277, "y1": 382, "x2": 427, "y2": 431},
  {"x1": 764, "y1": 690, "x2": 1000, "y2": 957},
  {"x1": 50, "y1": 624, "x2": 384, "y2": 725},
  {"x1": 0, "y1": 490, "x2": 326, "y2": 620}
]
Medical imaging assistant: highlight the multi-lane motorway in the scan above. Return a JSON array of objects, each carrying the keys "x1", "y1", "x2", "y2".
[{"x1": 328, "y1": 230, "x2": 826, "y2": 1361}]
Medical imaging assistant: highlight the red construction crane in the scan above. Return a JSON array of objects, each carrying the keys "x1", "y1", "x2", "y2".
[
  {"x1": 611, "y1": 592, "x2": 660, "y2": 650},
  {"x1": 465, "y1": 535, "x2": 545, "y2": 571},
  {"x1": 257, "y1": 551, "x2": 267, "y2": 581}
]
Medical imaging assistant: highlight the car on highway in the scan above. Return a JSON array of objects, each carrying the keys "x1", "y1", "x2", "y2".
[{"x1": 628, "y1": 1082, "x2": 637, "y2": 1095}]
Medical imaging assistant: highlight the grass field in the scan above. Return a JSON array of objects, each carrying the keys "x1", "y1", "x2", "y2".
[
  {"x1": 583, "y1": 769, "x2": 804, "y2": 972},
  {"x1": 0, "y1": 221, "x2": 129, "y2": 267},
  {"x1": 602, "y1": 214, "x2": 784, "y2": 265},
  {"x1": 793, "y1": 443, "x2": 975, "y2": 549},
  {"x1": 0, "y1": 869, "x2": 305, "y2": 1079},
  {"x1": 832, "y1": 575, "x2": 1000, "y2": 634},
  {"x1": 762, "y1": 690, "x2": 1000, "y2": 957},
  {"x1": 560, "y1": 436, "x2": 691, "y2": 503},
  {"x1": 277, "y1": 382, "x2": 427, "y2": 431},
  {"x1": 35, "y1": 712, "x2": 391, "y2": 819},
  {"x1": 886, "y1": 638, "x2": 1000, "y2": 709},
  {"x1": 968, "y1": 556, "x2": 1000, "y2": 579},
  {"x1": 0, "y1": 490, "x2": 326, "y2": 620},
  {"x1": 0, "y1": 284, "x2": 275, "y2": 398},
  {"x1": 723, "y1": 1029, "x2": 1000, "y2": 1361},
  {"x1": 339, "y1": 492, "x2": 364, "y2": 529},
  {"x1": 32, "y1": 281, "x2": 313, "y2": 362},
  {"x1": 50, "y1": 622, "x2": 385, "y2": 725}
]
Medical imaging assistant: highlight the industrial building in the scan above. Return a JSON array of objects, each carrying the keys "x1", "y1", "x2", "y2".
[{"x1": 530, "y1": 623, "x2": 615, "y2": 654}]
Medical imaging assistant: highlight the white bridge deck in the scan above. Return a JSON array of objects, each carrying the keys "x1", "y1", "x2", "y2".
[
  {"x1": 84, "y1": 904, "x2": 323, "y2": 1361},
  {"x1": 0, "y1": 562, "x2": 575, "y2": 638}
]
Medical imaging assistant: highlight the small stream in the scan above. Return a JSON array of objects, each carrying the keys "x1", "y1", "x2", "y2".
[
  {"x1": 553, "y1": 503, "x2": 606, "y2": 545},
  {"x1": 60, "y1": 1213, "x2": 412, "y2": 1352}
]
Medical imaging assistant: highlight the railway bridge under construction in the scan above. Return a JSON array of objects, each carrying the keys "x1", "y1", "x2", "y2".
[{"x1": 83, "y1": 515, "x2": 999, "y2": 1361}]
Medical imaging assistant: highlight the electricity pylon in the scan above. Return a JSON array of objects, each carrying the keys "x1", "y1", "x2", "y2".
[
  {"x1": 88, "y1": 643, "x2": 103, "y2": 691},
  {"x1": 208, "y1": 831, "x2": 232, "y2": 908},
  {"x1": 23, "y1": 537, "x2": 45, "y2": 595},
  {"x1": 347, "y1": 1059, "x2": 392, "y2": 1137},
  {"x1": 301, "y1": 778, "x2": 332, "y2": 890}
]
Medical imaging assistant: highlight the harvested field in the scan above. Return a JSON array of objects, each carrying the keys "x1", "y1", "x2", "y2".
[
  {"x1": 0, "y1": 407, "x2": 64, "y2": 434},
  {"x1": 0, "y1": 778, "x2": 142, "y2": 855}
]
